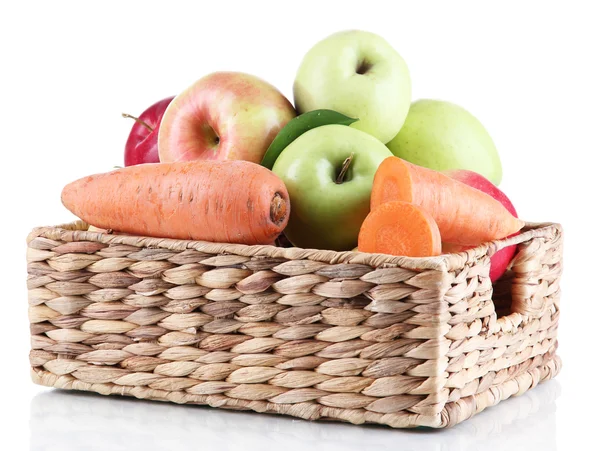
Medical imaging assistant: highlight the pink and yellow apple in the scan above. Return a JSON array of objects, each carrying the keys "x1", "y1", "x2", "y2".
[{"x1": 158, "y1": 72, "x2": 296, "y2": 164}]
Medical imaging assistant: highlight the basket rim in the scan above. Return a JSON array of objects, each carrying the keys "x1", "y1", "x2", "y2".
[{"x1": 28, "y1": 220, "x2": 562, "y2": 271}]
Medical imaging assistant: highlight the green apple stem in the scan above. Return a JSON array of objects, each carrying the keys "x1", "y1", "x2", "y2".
[
  {"x1": 122, "y1": 113, "x2": 154, "y2": 132},
  {"x1": 335, "y1": 153, "x2": 355, "y2": 184},
  {"x1": 356, "y1": 60, "x2": 373, "y2": 75}
]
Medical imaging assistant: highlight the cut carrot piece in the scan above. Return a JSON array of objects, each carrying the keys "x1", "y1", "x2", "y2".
[
  {"x1": 371, "y1": 157, "x2": 524, "y2": 246},
  {"x1": 358, "y1": 201, "x2": 442, "y2": 257}
]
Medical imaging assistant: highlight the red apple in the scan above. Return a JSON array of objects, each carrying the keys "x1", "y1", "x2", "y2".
[
  {"x1": 444, "y1": 169, "x2": 519, "y2": 282},
  {"x1": 123, "y1": 96, "x2": 174, "y2": 166},
  {"x1": 158, "y1": 72, "x2": 296, "y2": 164}
]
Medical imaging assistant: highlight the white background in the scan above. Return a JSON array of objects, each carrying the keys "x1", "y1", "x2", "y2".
[{"x1": 2, "y1": 1, "x2": 599, "y2": 449}]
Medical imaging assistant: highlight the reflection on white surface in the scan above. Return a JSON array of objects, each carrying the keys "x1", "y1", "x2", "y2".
[{"x1": 30, "y1": 380, "x2": 560, "y2": 451}]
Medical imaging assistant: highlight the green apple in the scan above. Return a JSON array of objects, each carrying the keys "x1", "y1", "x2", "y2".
[
  {"x1": 293, "y1": 30, "x2": 411, "y2": 144},
  {"x1": 387, "y1": 99, "x2": 503, "y2": 185},
  {"x1": 272, "y1": 124, "x2": 392, "y2": 251}
]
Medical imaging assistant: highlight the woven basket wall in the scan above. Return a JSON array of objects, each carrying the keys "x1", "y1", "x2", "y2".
[{"x1": 26, "y1": 221, "x2": 562, "y2": 428}]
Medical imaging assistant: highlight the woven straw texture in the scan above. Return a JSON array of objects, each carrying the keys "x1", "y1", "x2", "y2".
[{"x1": 27, "y1": 221, "x2": 562, "y2": 428}]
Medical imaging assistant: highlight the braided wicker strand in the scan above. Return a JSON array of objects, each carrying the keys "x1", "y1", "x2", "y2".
[{"x1": 27, "y1": 221, "x2": 563, "y2": 428}]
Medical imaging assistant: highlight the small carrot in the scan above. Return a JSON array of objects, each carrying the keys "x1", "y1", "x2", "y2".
[
  {"x1": 371, "y1": 157, "x2": 524, "y2": 246},
  {"x1": 358, "y1": 201, "x2": 442, "y2": 257},
  {"x1": 61, "y1": 160, "x2": 290, "y2": 245}
]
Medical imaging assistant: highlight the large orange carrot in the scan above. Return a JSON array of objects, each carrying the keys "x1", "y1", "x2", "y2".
[
  {"x1": 371, "y1": 157, "x2": 524, "y2": 246},
  {"x1": 358, "y1": 201, "x2": 441, "y2": 257},
  {"x1": 62, "y1": 160, "x2": 290, "y2": 245}
]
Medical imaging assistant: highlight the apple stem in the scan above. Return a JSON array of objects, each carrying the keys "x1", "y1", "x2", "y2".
[
  {"x1": 336, "y1": 153, "x2": 355, "y2": 184},
  {"x1": 122, "y1": 113, "x2": 154, "y2": 132}
]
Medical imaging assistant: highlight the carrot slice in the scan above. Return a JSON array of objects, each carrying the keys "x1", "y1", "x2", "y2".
[
  {"x1": 358, "y1": 201, "x2": 442, "y2": 257},
  {"x1": 371, "y1": 157, "x2": 524, "y2": 246}
]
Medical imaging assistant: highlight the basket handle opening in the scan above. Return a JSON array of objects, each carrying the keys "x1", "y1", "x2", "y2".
[{"x1": 485, "y1": 223, "x2": 562, "y2": 330}]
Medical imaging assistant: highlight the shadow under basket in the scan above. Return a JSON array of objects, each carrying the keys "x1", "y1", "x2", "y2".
[{"x1": 26, "y1": 221, "x2": 563, "y2": 428}]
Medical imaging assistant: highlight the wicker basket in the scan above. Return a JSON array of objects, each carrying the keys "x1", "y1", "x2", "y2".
[{"x1": 26, "y1": 220, "x2": 562, "y2": 428}]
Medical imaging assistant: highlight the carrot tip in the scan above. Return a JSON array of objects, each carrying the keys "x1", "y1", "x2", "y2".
[{"x1": 270, "y1": 192, "x2": 288, "y2": 226}]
